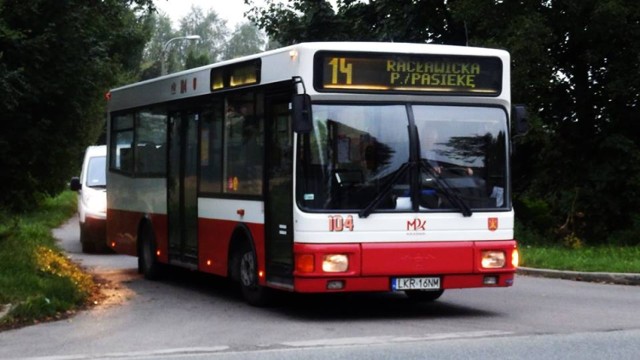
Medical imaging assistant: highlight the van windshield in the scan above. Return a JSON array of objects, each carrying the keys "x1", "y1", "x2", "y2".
[{"x1": 86, "y1": 156, "x2": 106, "y2": 188}]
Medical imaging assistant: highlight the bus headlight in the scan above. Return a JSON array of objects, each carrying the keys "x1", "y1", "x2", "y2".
[
  {"x1": 481, "y1": 250, "x2": 506, "y2": 269},
  {"x1": 322, "y1": 254, "x2": 348, "y2": 272}
]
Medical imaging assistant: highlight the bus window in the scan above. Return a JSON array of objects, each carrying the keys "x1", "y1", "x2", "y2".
[
  {"x1": 297, "y1": 104, "x2": 409, "y2": 211},
  {"x1": 223, "y1": 92, "x2": 264, "y2": 195},
  {"x1": 413, "y1": 105, "x2": 508, "y2": 209},
  {"x1": 110, "y1": 113, "x2": 134, "y2": 174},
  {"x1": 200, "y1": 102, "x2": 224, "y2": 194},
  {"x1": 136, "y1": 110, "x2": 167, "y2": 175}
]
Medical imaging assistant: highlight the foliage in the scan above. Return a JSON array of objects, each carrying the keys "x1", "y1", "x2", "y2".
[
  {"x1": 246, "y1": 0, "x2": 346, "y2": 43},
  {"x1": 177, "y1": 6, "x2": 228, "y2": 68},
  {"x1": 224, "y1": 23, "x2": 267, "y2": 60},
  {"x1": 248, "y1": 0, "x2": 640, "y2": 246},
  {"x1": 0, "y1": 0, "x2": 154, "y2": 211},
  {"x1": 0, "y1": 191, "x2": 94, "y2": 328},
  {"x1": 141, "y1": 7, "x2": 266, "y2": 79},
  {"x1": 454, "y1": 0, "x2": 640, "y2": 246},
  {"x1": 245, "y1": 0, "x2": 468, "y2": 45}
]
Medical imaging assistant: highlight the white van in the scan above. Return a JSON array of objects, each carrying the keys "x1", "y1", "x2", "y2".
[{"x1": 70, "y1": 145, "x2": 108, "y2": 253}]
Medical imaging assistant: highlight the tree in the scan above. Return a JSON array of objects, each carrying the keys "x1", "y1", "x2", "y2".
[
  {"x1": 0, "y1": 0, "x2": 154, "y2": 211},
  {"x1": 245, "y1": 0, "x2": 467, "y2": 45},
  {"x1": 178, "y1": 6, "x2": 229, "y2": 66},
  {"x1": 140, "y1": 6, "x2": 230, "y2": 78},
  {"x1": 246, "y1": 0, "x2": 346, "y2": 44},
  {"x1": 452, "y1": 0, "x2": 640, "y2": 245},
  {"x1": 140, "y1": 12, "x2": 174, "y2": 79},
  {"x1": 247, "y1": 0, "x2": 640, "y2": 245},
  {"x1": 223, "y1": 23, "x2": 266, "y2": 60}
]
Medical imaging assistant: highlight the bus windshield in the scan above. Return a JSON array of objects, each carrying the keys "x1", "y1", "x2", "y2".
[{"x1": 296, "y1": 104, "x2": 508, "y2": 213}]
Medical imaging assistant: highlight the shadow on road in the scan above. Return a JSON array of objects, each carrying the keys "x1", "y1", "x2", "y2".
[{"x1": 135, "y1": 266, "x2": 498, "y2": 321}]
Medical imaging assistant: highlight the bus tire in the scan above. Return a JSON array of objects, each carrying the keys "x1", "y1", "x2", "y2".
[
  {"x1": 405, "y1": 289, "x2": 444, "y2": 302},
  {"x1": 238, "y1": 242, "x2": 272, "y2": 306},
  {"x1": 138, "y1": 224, "x2": 163, "y2": 280}
]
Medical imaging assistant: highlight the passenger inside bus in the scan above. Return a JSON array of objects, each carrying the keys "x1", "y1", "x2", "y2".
[{"x1": 420, "y1": 127, "x2": 473, "y2": 176}]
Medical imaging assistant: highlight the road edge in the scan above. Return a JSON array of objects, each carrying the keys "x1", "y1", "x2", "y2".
[{"x1": 518, "y1": 267, "x2": 640, "y2": 286}]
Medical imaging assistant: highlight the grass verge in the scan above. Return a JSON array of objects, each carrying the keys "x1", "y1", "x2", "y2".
[
  {"x1": 0, "y1": 191, "x2": 96, "y2": 330},
  {"x1": 520, "y1": 245, "x2": 640, "y2": 273}
]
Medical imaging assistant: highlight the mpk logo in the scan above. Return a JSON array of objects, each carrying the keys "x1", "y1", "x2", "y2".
[{"x1": 407, "y1": 218, "x2": 427, "y2": 231}]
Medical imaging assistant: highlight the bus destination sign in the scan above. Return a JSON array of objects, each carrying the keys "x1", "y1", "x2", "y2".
[{"x1": 315, "y1": 52, "x2": 502, "y2": 96}]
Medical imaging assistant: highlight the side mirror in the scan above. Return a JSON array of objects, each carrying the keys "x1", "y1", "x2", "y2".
[
  {"x1": 512, "y1": 105, "x2": 529, "y2": 135},
  {"x1": 70, "y1": 177, "x2": 81, "y2": 191},
  {"x1": 292, "y1": 94, "x2": 312, "y2": 133}
]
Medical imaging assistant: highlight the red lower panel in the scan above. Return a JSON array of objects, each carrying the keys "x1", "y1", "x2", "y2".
[
  {"x1": 443, "y1": 273, "x2": 515, "y2": 289},
  {"x1": 294, "y1": 273, "x2": 515, "y2": 293},
  {"x1": 108, "y1": 211, "x2": 265, "y2": 278},
  {"x1": 198, "y1": 219, "x2": 236, "y2": 276},
  {"x1": 361, "y1": 242, "x2": 475, "y2": 275},
  {"x1": 108, "y1": 210, "x2": 517, "y2": 294},
  {"x1": 106, "y1": 208, "x2": 142, "y2": 256},
  {"x1": 150, "y1": 214, "x2": 168, "y2": 263},
  {"x1": 106, "y1": 209, "x2": 168, "y2": 261},
  {"x1": 292, "y1": 241, "x2": 517, "y2": 293},
  {"x1": 198, "y1": 218, "x2": 265, "y2": 280}
]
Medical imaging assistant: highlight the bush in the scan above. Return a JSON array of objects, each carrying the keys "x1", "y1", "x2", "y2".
[{"x1": 0, "y1": 191, "x2": 94, "y2": 328}]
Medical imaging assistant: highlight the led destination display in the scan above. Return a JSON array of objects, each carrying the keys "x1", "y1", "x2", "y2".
[{"x1": 315, "y1": 52, "x2": 503, "y2": 95}]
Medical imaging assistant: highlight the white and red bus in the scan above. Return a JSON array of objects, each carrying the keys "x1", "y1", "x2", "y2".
[{"x1": 106, "y1": 42, "x2": 524, "y2": 305}]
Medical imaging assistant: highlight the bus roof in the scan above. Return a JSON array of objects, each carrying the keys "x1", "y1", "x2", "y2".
[{"x1": 108, "y1": 42, "x2": 510, "y2": 111}]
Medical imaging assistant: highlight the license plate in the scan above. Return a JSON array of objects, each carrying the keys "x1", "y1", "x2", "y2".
[{"x1": 392, "y1": 277, "x2": 441, "y2": 291}]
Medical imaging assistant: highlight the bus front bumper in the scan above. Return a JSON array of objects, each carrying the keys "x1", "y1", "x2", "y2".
[{"x1": 291, "y1": 241, "x2": 517, "y2": 293}]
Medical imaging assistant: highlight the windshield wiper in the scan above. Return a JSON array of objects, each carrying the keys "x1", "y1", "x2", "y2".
[
  {"x1": 359, "y1": 162, "x2": 411, "y2": 218},
  {"x1": 358, "y1": 159, "x2": 473, "y2": 218},
  {"x1": 420, "y1": 160, "x2": 472, "y2": 217}
]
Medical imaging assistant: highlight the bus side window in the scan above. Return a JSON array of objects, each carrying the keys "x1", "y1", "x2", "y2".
[
  {"x1": 110, "y1": 113, "x2": 134, "y2": 174},
  {"x1": 200, "y1": 103, "x2": 224, "y2": 194},
  {"x1": 223, "y1": 93, "x2": 264, "y2": 195},
  {"x1": 136, "y1": 110, "x2": 167, "y2": 175},
  {"x1": 119, "y1": 147, "x2": 133, "y2": 173}
]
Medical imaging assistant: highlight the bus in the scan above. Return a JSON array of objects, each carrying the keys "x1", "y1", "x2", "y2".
[{"x1": 106, "y1": 42, "x2": 525, "y2": 305}]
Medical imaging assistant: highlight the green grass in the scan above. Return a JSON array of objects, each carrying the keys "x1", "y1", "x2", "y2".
[
  {"x1": 520, "y1": 245, "x2": 640, "y2": 273},
  {"x1": 0, "y1": 191, "x2": 95, "y2": 329}
]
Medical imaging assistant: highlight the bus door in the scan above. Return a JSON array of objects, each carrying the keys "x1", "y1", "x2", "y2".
[
  {"x1": 167, "y1": 111, "x2": 199, "y2": 268},
  {"x1": 264, "y1": 91, "x2": 294, "y2": 286}
]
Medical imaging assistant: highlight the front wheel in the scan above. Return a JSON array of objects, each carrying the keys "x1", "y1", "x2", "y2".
[
  {"x1": 238, "y1": 243, "x2": 272, "y2": 306},
  {"x1": 138, "y1": 225, "x2": 163, "y2": 280},
  {"x1": 405, "y1": 289, "x2": 444, "y2": 302}
]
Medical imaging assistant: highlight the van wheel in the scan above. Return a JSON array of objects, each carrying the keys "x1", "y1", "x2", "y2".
[
  {"x1": 80, "y1": 224, "x2": 110, "y2": 254},
  {"x1": 80, "y1": 225, "x2": 97, "y2": 253},
  {"x1": 238, "y1": 242, "x2": 272, "y2": 306},
  {"x1": 139, "y1": 225, "x2": 163, "y2": 280}
]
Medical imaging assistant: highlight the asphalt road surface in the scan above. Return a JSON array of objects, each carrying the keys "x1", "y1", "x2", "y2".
[{"x1": 0, "y1": 216, "x2": 639, "y2": 359}]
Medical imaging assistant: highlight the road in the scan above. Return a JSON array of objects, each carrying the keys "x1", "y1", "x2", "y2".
[{"x1": 0, "y1": 216, "x2": 639, "y2": 359}]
